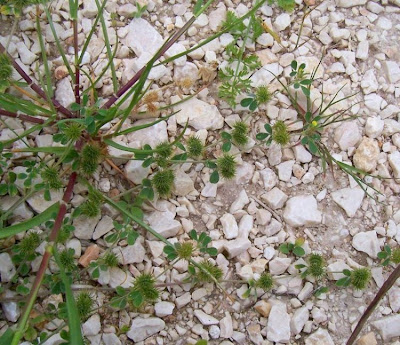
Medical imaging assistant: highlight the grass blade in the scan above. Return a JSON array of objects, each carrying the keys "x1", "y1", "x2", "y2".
[{"x1": 0, "y1": 202, "x2": 60, "y2": 239}]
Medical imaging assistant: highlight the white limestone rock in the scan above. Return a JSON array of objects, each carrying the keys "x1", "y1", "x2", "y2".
[
  {"x1": 154, "y1": 301, "x2": 175, "y2": 317},
  {"x1": 175, "y1": 292, "x2": 191, "y2": 309},
  {"x1": 124, "y1": 160, "x2": 150, "y2": 185},
  {"x1": 73, "y1": 215, "x2": 100, "y2": 240},
  {"x1": 194, "y1": 310, "x2": 219, "y2": 325},
  {"x1": 361, "y1": 70, "x2": 378, "y2": 95},
  {"x1": 283, "y1": 195, "x2": 321, "y2": 227},
  {"x1": 364, "y1": 93, "x2": 384, "y2": 113},
  {"x1": 82, "y1": 314, "x2": 101, "y2": 336},
  {"x1": 220, "y1": 312, "x2": 233, "y2": 338},
  {"x1": 127, "y1": 317, "x2": 165, "y2": 342},
  {"x1": 127, "y1": 119, "x2": 168, "y2": 150},
  {"x1": 102, "y1": 333, "x2": 122, "y2": 345},
  {"x1": 220, "y1": 213, "x2": 239, "y2": 239},
  {"x1": 147, "y1": 214, "x2": 182, "y2": 238},
  {"x1": 371, "y1": 314, "x2": 400, "y2": 341},
  {"x1": 267, "y1": 304, "x2": 291, "y2": 343},
  {"x1": 172, "y1": 169, "x2": 195, "y2": 196},
  {"x1": 356, "y1": 41, "x2": 369, "y2": 60},
  {"x1": 173, "y1": 97, "x2": 224, "y2": 130},
  {"x1": 353, "y1": 137, "x2": 380, "y2": 173},
  {"x1": 269, "y1": 257, "x2": 291, "y2": 275},
  {"x1": 55, "y1": 78, "x2": 75, "y2": 108},
  {"x1": 327, "y1": 260, "x2": 351, "y2": 280},
  {"x1": 293, "y1": 145, "x2": 312, "y2": 163},
  {"x1": 262, "y1": 187, "x2": 288, "y2": 210},
  {"x1": 291, "y1": 306, "x2": 309, "y2": 335},
  {"x1": 0, "y1": 253, "x2": 16, "y2": 282},
  {"x1": 388, "y1": 151, "x2": 400, "y2": 181},
  {"x1": 93, "y1": 215, "x2": 114, "y2": 240},
  {"x1": 229, "y1": 189, "x2": 250, "y2": 213},
  {"x1": 274, "y1": 13, "x2": 291, "y2": 32},
  {"x1": 336, "y1": 0, "x2": 366, "y2": 7},
  {"x1": 352, "y1": 231, "x2": 381, "y2": 259},
  {"x1": 108, "y1": 267, "x2": 134, "y2": 288},
  {"x1": 260, "y1": 168, "x2": 278, "y2": 191},
  {"x1": 82, "y1": 0, "x2": 98, "y2": 17},
  {"x1": 305, "y1": 328, "x2": 334, "y2": 345},
  {"x1": 389, "y1": 287, "x2": 400, "y2": 313},
  {"x1": 382, "y1": 61, "x2": 400, "y2": 84},
  {"x1": 224, "y1": 238, "x2": 251, "y2": 258},
  {"x1": 119, "y1": 240, "x2": 146, "y2": 264},
  {"x1": 331, "y1": 187, "x2": 365, "y2": 218},
  {"x1": 251, "y1": 63, "x2": 283, "y2": 86},
  {"x1": 1, "y1": 291, "x2": 20, "y2": 322},
  {"x1": 277, "y1": 160, "x2": 294, "y2": 182},
  {"x1": 122, "y1": 19, "x2": 163, "y2": 57},
  {"x1": 365, "y1": 116, "x2": 384, "y2": 138},
  {"x1": 334, "y1": 121, "x2": 361, "y2": 151}
]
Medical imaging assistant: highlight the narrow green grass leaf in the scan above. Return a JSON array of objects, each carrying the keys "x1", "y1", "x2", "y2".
[
  {"x1": 53, "y1": 250, "x2": 84, "y2": 345},
  {"x1": 0, "y1": 202, "x2": 59, "y2": 239}
]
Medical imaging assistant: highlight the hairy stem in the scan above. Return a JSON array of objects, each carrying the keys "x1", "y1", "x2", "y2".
[{"x1": 0, "y1": 109, "x2": 45, "y2": 124}]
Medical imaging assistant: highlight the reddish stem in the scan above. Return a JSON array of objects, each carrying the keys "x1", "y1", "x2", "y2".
[
  {"x1": 0, "y1": 109, "x2": 45, "y2": 124},
  {"x1": 102, "y1": 16, "x2": 196, "y2": 110},
  {"x1": 0, "y1": 43, "x2": 73, "y2": 119}
]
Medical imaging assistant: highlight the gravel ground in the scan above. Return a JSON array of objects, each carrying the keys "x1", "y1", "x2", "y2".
[{"x1": 1, "y1": 0, "x2": 400, "y2": 344}]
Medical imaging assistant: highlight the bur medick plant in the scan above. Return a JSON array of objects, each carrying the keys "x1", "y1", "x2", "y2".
[{"x1": 0, "y1": 1, "x2": 277, "y2": 342}]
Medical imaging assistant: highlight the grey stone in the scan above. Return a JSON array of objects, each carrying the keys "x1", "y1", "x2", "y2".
[
  {"x1": 291, "y1": 306, "x2": 309, "y2": 335},
  {"x1": 332, "y1": 187, "x2": 365, "y2": 218},
  {"x1": 371, "y1": 314, "x2": 400, "y2": 341},
  {"x1": 82, "y1": 314, "x2": 101, "y2": 336},
  {"x1": 127, "y1": 317, "x2": 165, "y2": 342},
  {"x1": 352, "y1": 231, "x2": 381, "y2": 259},
  {"x1": 305, "y1": 328, "x2": 334, "y2": 345},
  {"x1": 194, "y1": 310, "x2": 219, "y2": 325},
  {"x1": 283, "y1": 195, "x2": 321, "y2": 227},
  {"x1": 267, "y1": 304, "x2": 290, "y2": 343},
  {"x1": 154, "y1": 301, "x2": 175, "y2": 317},
  {"x1": 0, "y1": 253, "x2": 16, "y2": 282}
]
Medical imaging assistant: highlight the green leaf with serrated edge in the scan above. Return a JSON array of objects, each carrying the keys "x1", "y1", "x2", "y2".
[
  {"x1": 0, "y1": 202, "x2": 59, "y2": 239},
  {"x1": 210, "y1": 170, "x2": 219, "y2": 184},
  {"x1": 256, "y1": 133, "x2": 269, "y2": 140},
  {"x1": 293, "y1": 246, "x2": 305, "y2": 257}
]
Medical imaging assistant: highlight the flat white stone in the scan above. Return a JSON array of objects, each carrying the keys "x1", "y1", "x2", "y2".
[
  {"x1": 229, "y1": 189, "x2": 250, "y2": 213},
  {"x1": 55, "y1": 78, "x2": 75, "y2": 108},
  {"x1": 365, "y1": 116, "x2": 384, "y2": 138},
  {"x1": 269, "y1": 257, "x2": 291, "y2": 275},
  {"x1": 260, "y1": 168, "x2": 278, "y2": 191},
  {"x1": 122, "y1": 19, "x2": 163, "y2": 57},
  {"x1": 173, "y1": 97, "x2": 224, "y2": 130},
  {"x1": 293, "y1": 145, "x2": 312, "y2": 163},
  {"x1": 172, "y1": 169, "x2": 195, "y2": 196},
  {"x1": 175, "y1": 292, "x2": 191, "y2": 308},
  {"x1": 388, "y1": 151, "x2": 400, "y2": 181},
  {"x1": 291, "y1": 306, "x2": 309, "y2": 335},
  {"x1": 267, "y1": 304, "x2": 290, "y2": 343},
  {"x1": 277, "y1": 160, "x2": 295, "y2": 182},
  {"x1": 262, "y1": 187, "x2": 288, "y2": 210},
  {"x1": 283, "y1": 195, "x2": 321, "y2": 227},
  {"x1": 127, "y1": 317, "x2": 165, "y2": 342},
  {"x1": 82, "y1": 314, "x2": 101, "y2": 336},
  {"x1": 119, "y1": 240, "x2": 146, "y2": 264},
  {"x1": 224, "y1": 238, "x2": 251, "y2": 258},
  {"x1": 361, "y1": 69, "x2": 378, "y2": 95},
  {"x1": 220, "y1": 312, "x2": 233, "y2": 338},
  {"x1": 331, "y1": 187, "x2": 365, "y2": 218},
  {"x1": 352, "y1": 231, "x2": 381, "y2": 258},
  {"x1": 93, "y1": 215, "x2": 114, "y2": 240},
  {"x1": 124, "y1": 160, "x2": 150, "y2": 185},
  {"x1": 0, "y1": 253, "x2": 16, "y2": 282},
  {"x1": 274, "y1": 13, "x2": 291, "y2": 31},
  {"x1": 327, "y1": 260, "x2": 351, "y2": 280},
  {"x1": 154, "y1": 301, "x2": 175, "y2": 317},
  {"x1": 73, "y1": 215, "x2": 100, "y2": 240},
  {"x1": 220, "y1": 213, "x2": 239, "y2": 239},
  {"x1": 194, "y1": 310, "x2": 219, "y2": 325},
  {"x1": 102, "y1": 333, "x2": 122, "y2": 345},
  {"x1": 127, "y1": 119, "x2": 168, "y2": 150},
  {"x1": 334, "y1": 121, "x2": 361, "y2": 150},
  {"x1": 336, "y1": 0, "x2": 366, "y2": 7},
  {"x1": 382, "y1": 61, "x2": 400, "y2": 84},
  {"x1": 305, "y1": 328, "x2": 334, "y2": 345},
  {"x1": 372, "y1": 314, "x2": 400, "y2": 341},
  {"x1": 353, "y1": 138, "x2": 380, "y2": 173}
]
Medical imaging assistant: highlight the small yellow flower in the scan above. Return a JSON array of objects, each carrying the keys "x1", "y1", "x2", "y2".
[{"x1": 311, "y1": 120, "x2": 318, "y2": 127}]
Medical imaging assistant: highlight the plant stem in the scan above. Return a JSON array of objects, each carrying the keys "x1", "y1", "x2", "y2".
[
  {"x1": 11, "y1": 172, "x2": 77, "y2": 345},
  {"x1": 0, "y1": 43, "x2": 73, "y2": 118},
  {"x1": 0, "y1": 109, "x2": 45, "y2": 124}
]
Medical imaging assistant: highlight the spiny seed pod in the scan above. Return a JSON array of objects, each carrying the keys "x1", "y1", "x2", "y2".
[
  {"x1": 232, "y1": 121, "x2": 249, "y2": 146},
  {"x1": 392, "y1": 248, "x2": 400, "y2": 264},
  {"x1": 351, "y1": 268, "x2": 371, "y2": 290},
  {"x1": 80, "y1": 144, "x2": 102, "y2": 176},
  {"x1": 59, "y1": 248, "x2": 76, "y2": 271},
  {"x1": 187, "y1": 136, "x2": 204, "y2": 158},
  {"x1": 103, "y1": 252, "x2": 119, "y2": 267},
  {"x1": 217, "y1": 154, "x2": 236, "y2": 179},
  {"x1": 256, "y1": 272, "x2": 274, "y2": 291},
  {"x1": 0, "y1": 53, "x2": 13, "y2": 80},
  {"x1": 80, "y1": 199, "x2": 100, "y2": 218},
  {"x1": 272, "y1": 120, "x2": 290, "y2": 146},
  {"x1": 19, "y1": 232, "x2": 40, "y2": 253},
  {"x1": 41, "y1": 166, "x2": 63, "y2": 189},
  {"x1": 197, "y1": 259, "x2": 223, "y2": 283},
  {"x1": 76, "y1": 292, "x2": 94, "y2": 321},
  {"x1": 255, "y1": 85, "x2": 272, "y2": 104},
  {"x1": 152, "y1": 169, "x2": 175, "y2": 197},
  {"x1": 155, "y1": 142, "x2": 173, "y2": 159},
  {"x1": 308, "y1": 253, "x2": 325, "y2": 279},
  {"x1": 133, "y1": 273, "x2": 159, "y2": 302},
  {"x1": 63, "y1": 122, "x2": 83, "y2": 142},
  {"x1": 176, "y1": 242, "x2": 194, "y2": 261}
]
